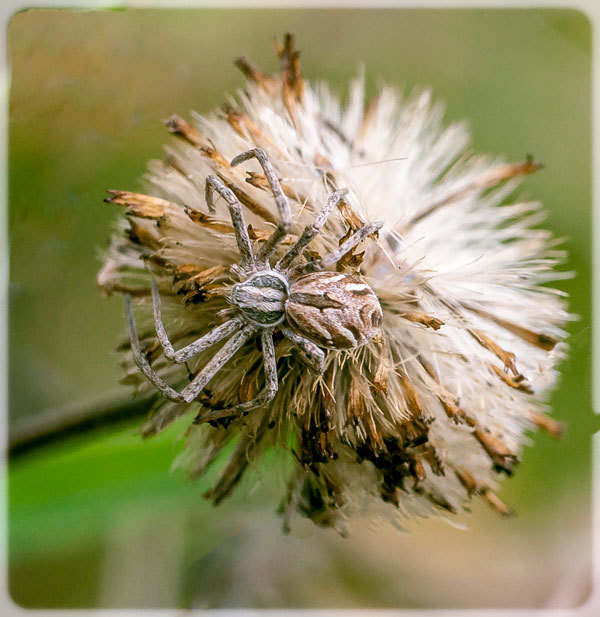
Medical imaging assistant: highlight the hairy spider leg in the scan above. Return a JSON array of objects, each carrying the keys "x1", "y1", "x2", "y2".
[
  {"x1": 205, "y1": 175, "x2": 255, "y2": 270},
  {"x1": 195, "y1": 329, "x2": 279, "y2": 423},
  {"x1": 280, "y1": 326, "x2": 325, "y2": 372},
  {"x1": 178, "y1": 325, "x2": 256, "y2": 403},
  {"x1": 151, "y1": 279, "x2": 243, "y2": 363},
  {"x1": 125, "y1": 294, "x2": 188, "y2": 402},
  {"x1": 292, "y1": 220, "x2": 384, "y2": 276},
  {"x1": 276, "y1": 188, "x2": 349, "y2": 272},
  {"x1": 230, "y1": 148, "x2": 291, "y2": 265},
  {"x1": 126, "y1": 293, "x2": 256, "y2": 403}
]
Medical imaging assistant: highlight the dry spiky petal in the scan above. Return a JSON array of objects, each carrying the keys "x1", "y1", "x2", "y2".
[
  {"x1": 397, "y1": 368, "x2": 424, "y2": 419},
  {"x1": 234, "y1": 56, "x2": 279, "y2": 95},
  {"x1": 454, "y1": 468, "x2": 514, "y2": 516},
  {"x1": 473, "y1": 428, "x2": 519, "y2": 474},
  {"x1": 222, "y1": 103, "x2": 284, "y2": 157},
  {"x1": 469, "y1": 329, "x2": 518, "y2": 375},
  {"x1": 466, "y1": 304, "x2": 558, "y2": 351},
  {"x1": 217, "y1": 173, "x2": 278, "y2": 225},
  {"x1": 276, "y1": 33, "x2": 304, "y2": 132},
  {"x1": 489, "y1": 363, "x2": 533, "y2": 394},
  {"x1": 276, "y1": 32, "x2": 304, "y2": 103},
  {"x1": 403, "y1": 312, "x2": 444, "y2": 330},
  {"x1": 247, "y1": 224, "x2": 296, "y2": 245},
  {"x1": 126, "y1": 219, "x2": 160, "y2": 249},
  {"x1": 347, "y1": 374, "x2": 366, "y2": 425},
  {"x1": 527, "y1": 409, "x2": 565, "y2": 438},
  {"x1": 314, "y1": 153, "x2": 333, "y2": 171},
  {"x1": 184, "y1": 206, "x2": 235, "y2": 234},
  {"x1": 164, "y1": 113, "x2": 204, "y2": 146},
  {"x1": 102, "y1": 282, "x2": 150, "y2": 297},
  {"x1": 105, "y1": 190, "x2": 170, "y2": 219},
  {"x1": 480, "y1": 154, "x2": 543, "y2": 184},
  {"x1": 174, "y1": 264, "x2": 229, "y2": 287},
  {"x1": 239, "y1": 357, "x2": 263, "y2": 403},
  {"x1": 244, "y1": 171, "x2": 293, "y2": 199},
  {"x1": 357, "y1": 96, "x2": 378, "y2": 141},
  {"x1": 372, "y1": 357, "x2": 391, "y2": 395},
  {"x1": 199, "y1": 141, "x2": 230, "y2": 168},
  {"x1": 407, "y1": 156, "x2": 544, "y2": 226},
  {"x1": 410, "y1": 455, "x2": 427, "y2": 482},
  {"x1": 481, "y1": 488, "x2": 515, "y2": 517},
  {"x1": 337, "y1": 196, "x2": 366, "y2": 232},
  {"x1": 454, "y1": 467, "x2": 478, "y2": 495}
]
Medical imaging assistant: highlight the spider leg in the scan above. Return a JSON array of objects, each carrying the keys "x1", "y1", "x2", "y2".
[
  {"x1": 230, "y1": 148, "x2": 291, "y2": 265},
  {"x1": 281, "y1": 326, "x2": 325, "y2": 372},
  {"x1": 195, "y1": 330, "x2": 279, "y2": 423},
  {"x1": 276, "y1": 188, "x2": 348, "y2": 272},
  {"x1": 179, "y1": 324, "x2": 256, "y2": 403},
  {"x1": 125, "y1": 294, "x2": 186, "y2": 402},
  {"x1": 126, "y1": 294, "x2": 252, "y2": 404},
  {"x1": 292, "y1": 220, "x2": 384, "y2": 276},
  {"x1": 205, "y1": 175, "x2": 255, "y2": 270},
  {"x1": 151, "y1": 279, "x2": 243, "y2": 363}
]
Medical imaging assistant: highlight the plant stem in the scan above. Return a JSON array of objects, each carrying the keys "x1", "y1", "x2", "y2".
[{"x1": 9, "y1": 391, "x2": 158, "y2": 458}]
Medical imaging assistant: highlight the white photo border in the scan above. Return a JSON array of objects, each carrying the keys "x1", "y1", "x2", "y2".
[{"x1": 1, "y1": 1, "x2": 597, "y2": 616}]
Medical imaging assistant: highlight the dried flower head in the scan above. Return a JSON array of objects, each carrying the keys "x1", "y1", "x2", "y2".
[{"x1": 98, "y1": 34, "x2": 569, "y2": 533}]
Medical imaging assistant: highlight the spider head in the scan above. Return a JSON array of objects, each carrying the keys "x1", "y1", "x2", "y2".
[{"x1": 231, "y1": 270, "x2": 289, "y2": 327}]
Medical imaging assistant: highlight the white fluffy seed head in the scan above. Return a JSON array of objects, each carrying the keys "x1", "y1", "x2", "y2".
[{"x1": 99, "y1": 34, "x2": 570, "y2": 533}]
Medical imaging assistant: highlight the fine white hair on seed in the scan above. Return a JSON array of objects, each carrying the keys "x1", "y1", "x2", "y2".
[{"x1": 98, "y1": 33, "x2": 570, "y2": 534}]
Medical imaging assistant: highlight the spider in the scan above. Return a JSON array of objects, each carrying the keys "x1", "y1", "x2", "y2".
[{"x1": 125, "y1": 148, "x2": 384, "y2": 422}]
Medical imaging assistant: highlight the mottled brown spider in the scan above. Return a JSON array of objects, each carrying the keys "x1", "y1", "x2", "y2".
[{"x1": 125, "y1": 148, "x2": 383, "y2": 421}]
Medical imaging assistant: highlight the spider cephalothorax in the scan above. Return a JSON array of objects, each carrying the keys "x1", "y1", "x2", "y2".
[
  {"x1": 230, "y1": 271, "x2": 289, "y2": 327},
  {"x1": 125, "y1": 147, "x2": 383, "y2": 421}
]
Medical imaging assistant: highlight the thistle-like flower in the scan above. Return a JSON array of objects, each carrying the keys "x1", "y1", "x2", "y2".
[{"x1": 98, "y1": 34, "x2": 569, "y2": 533}]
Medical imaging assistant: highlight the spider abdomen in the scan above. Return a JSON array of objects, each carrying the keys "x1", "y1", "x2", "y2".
[{"x1": 286, "y1": 272, "x2": 383, "y2": 349}]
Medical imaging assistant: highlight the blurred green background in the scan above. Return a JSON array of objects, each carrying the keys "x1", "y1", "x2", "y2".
[{"x1": 7, "y1": 7, "x2": 593, "y2": 609}]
